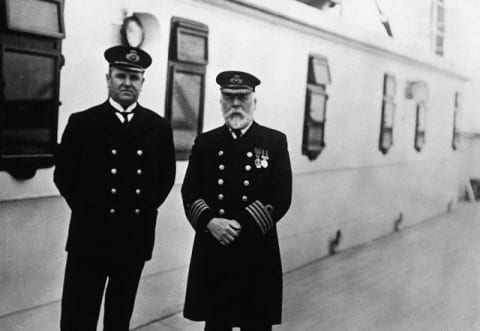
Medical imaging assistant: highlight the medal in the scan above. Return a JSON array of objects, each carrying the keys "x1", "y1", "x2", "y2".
[
  {"x1": 254, "y1": 148, "x2": 262, "y2": 168},
  {"x1": 260, "y1": 153, "x2": 269, "y2": 168},
  {"x1": 254, "y1": 147, "x2": 269, "y2": 168}
]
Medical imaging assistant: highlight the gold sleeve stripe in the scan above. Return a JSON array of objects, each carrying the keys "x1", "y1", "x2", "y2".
[
  {"x1": 189, "y1": 199, "x2": 209, "y2": 227},
  {"x1": 246, "y1": 206, "x2": 268, "y2": 234},
  {"x1": 246, "y1": 200, "x2": 274, "y2": 234}
]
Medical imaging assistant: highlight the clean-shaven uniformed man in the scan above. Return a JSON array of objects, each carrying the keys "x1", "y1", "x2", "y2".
[
  {"x1": 54, "y1": 45, "x2": 176, "y2": 331},
  {"x1": 181, "y1": 71, "x2": 292, "y2": 331}
]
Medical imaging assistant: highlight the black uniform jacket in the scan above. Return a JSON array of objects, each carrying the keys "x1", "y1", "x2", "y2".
[
  {"x1": 181, "y1": 121, "x2": 292, "y2": 325},
  {"x1": 54, "y1": 101, "x2": 176, "y2": 262}
]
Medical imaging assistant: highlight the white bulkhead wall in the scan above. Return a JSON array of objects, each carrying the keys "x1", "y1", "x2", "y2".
[
  {"x1": 0, "y1": 0, "x2": 469, "y2": 201},
  {"x1": 0, "y1": 0, "x2": 474, "y2": 329}
]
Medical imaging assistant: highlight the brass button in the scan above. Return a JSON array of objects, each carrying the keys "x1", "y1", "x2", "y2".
[
  {"x1": 219, "y1": 164, "x2": 225, "y2": 171},
  {"x1": 137, "y1": 169, "x2": 142, "y2": 175},
  {"x1": 218, "y1": 150, "x2": 224, "y2": 156},
  {"x1": 242, "y1": 195, "x2": 248, "y2": 202},
  {"x1": 218, "y1": 194, "x2": 224, "y2": 200},
  {"x1": 111, "y1": 168, "x2": 117, "y2": 175},
  {"x1": 111, "y1": 188, "x2": 117, "y2": 194},
  {"x1": 247, "y1": 152, "x2": 253, "y2": 158},
  {"x1": 109, "y1": 208, "x2": 116, "y2": 215},
  {"x1": 111, "y1": 149, "x2": 117, "y2": 155},
  {"x1": 243, "y1": 180, "x2": 250, "y2": 186},
  {"x1": 219, "y1": 209, "x2": 225, "y2": 215},
  {"x1": 218, "y1": 179, "x2": 224, "y2": 185},
  {"x1": 134, "y1": 209, "x2": 140, "y2": 215},
  {"x1": 137, "y1": 150, "x2": 143, "y2": 156},
  {"x1": 245, "y1": 165, "x2": 252, "y2": 171},
  {"x1": 135, "y1": 189, "x2": 141, "y2": 195}
]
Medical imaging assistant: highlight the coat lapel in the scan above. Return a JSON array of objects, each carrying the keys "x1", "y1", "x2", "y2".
[
  {"x1": 126, "y1": 105, "x2": 158, "y2": 145},
  {"x1": 88, "y1": 101, "x2": 121, "y2": 145},
  {"x1": 222, "y1": 122, "x2": 262, "y2": 163}
]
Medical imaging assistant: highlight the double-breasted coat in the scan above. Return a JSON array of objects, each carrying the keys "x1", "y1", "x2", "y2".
[
  {"x1": 181, "y1": 121, "x2": 292, "y2": 325},
  {"x1": 54, "y1": 101, "x2": 176, "y2": 262}
]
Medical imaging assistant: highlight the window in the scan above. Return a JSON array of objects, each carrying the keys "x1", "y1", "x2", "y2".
[
  {"x1": 2, "y1": 50, "x2": 58, "y2": 155},
  {"x1": 302, "y1": 55, "x2": 331, "y2": 160},
  {"x1": 431, "y1": 0, "x2": 445, "y2": 56},
  {"x1": 165, "y1": 17, "x2": 208, "y2": 160},
  {"x1": 0, "y1": 0, "x2": 64, "y2": 179},
  {"x1": 452, "y1": 91, "x2": 461, "y2": 150},
  {"x1": 379, "y1": 73, "x2": 396, "y2": 154},
  {"x1": 406, "y1": 81, "x2": 429, "y2": 152},
  {"x1": 5, "y1": 0, "x2": 65, "y2": 38},
  {"x1": 414, "y1": 101, "x2": 428, "y2": 152}
]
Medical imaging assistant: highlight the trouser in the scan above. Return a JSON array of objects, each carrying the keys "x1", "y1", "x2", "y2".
[
  {"x1": 204, "y1": 320, "x2": 273, "y2": 331},
  {"x1": 60, "y1": 253, "x2": 145, "y2": 331}
]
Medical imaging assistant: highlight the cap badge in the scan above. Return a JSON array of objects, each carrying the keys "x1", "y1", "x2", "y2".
[
  {"x1": 126, "y1": 50, "x2": 140, "y2": 62},
  {"x1": 230, "y1": 74, "x2": 243, "y2": 85}
]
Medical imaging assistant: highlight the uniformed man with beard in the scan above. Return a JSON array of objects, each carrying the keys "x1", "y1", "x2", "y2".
[
  {"x1": 54, "y1": 45, "x2": 176, "y2": 331},
  {"x1": 181, "y1": 70, "x2": 292, "y2": 331}
]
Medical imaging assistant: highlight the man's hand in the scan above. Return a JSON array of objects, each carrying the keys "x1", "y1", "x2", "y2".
[{"x1": 207, "y1": 218, "x2": 242, "y2": 246}]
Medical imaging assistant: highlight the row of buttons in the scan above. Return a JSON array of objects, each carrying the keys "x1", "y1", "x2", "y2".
[
  {"x1": 217, "y1": 179, "x2": 250, "y2": 186},
  {"x1": 111, "y1": 168, "x2": 143, "y2": 175},
  {"x1": 217, "y1": 194, "x2": 248, "y2": 202},
  {"x1": 111, "y1": 149, "x2": 144, "y2": 156},
  {"x1": 110, "y1": 188, "x2": 142, "y2": 195},
  {"x1": 109, "y1": 149, "x2": 144, "y2": 216},
  {"x1": 109, "y1": 208, "x2": 141, "y2": 215},
  {"x1": 218, "y1": 164, "x2": 252, "y2": 171},
  {"x1": 217, "y1": 150, "x2": 254, "y2": 158},
  {"x1": 216, "y1": 149, "x2": 254, "y2": 216}
]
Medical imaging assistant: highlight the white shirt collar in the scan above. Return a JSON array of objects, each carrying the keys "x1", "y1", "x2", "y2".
[
  {"x1": 229, "y1": 120, "x2": 253, "y2": 139},
  {"x1": 109, "y1": 97, "x2": 137, "y2": 113}
]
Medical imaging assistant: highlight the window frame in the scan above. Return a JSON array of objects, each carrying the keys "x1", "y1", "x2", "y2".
[
  {"x1": 0, "y1": 1, "x2": 64, "y2": 179},
  {"x1": 430, "y1": 0, "x2": 446, "y2": 56},
  {"x1": 5, "y1": 0, "x2": 65, "y2": 39},
  {"x1": 379, "y1": 73, "x2": 396, "y2": 154},
  {"x1": 302, "y1": 54, "x2": 331, "y2": 161},
  {"x1": 165, "y1": 62, "x2": 206, "y2": 160},
  {"x1": 0, "y1": 45, "x2": 61, "y2": 156},
  {"x1": 165, "y1": 17, "x2": 208, "y2": 161},
  {"x1": 452, "y1": 91, "x2": 461, "y2": 150},
  {"x1": 414, "y1": 101, "x2": 428, "y2": 152}
]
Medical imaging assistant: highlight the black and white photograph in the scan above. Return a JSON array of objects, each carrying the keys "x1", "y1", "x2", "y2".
[{"x1": 1, "y1": 0, "x2": 480, "y2": 330}]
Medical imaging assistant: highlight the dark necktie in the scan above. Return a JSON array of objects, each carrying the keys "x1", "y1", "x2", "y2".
[
  {"x1": 232, "y1": 129, "x2": 242, "y2": 139},
  {"x1": 116, "y1": 111, "x2": 132, "y2": 125}
]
